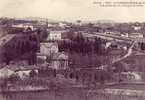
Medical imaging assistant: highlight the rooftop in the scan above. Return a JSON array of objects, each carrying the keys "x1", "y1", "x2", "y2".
[{"x1": 0, "y1": 34, "x2": 16, "y2": 47}]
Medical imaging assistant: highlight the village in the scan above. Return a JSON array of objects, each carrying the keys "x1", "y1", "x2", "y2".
[{"x1": 1, "y1": 17, "x2": 145, "y2": 100}]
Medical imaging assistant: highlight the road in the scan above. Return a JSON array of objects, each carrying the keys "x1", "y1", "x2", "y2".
[{"x1": 112, "y1": 41, "x2": 137, "y2": 63}]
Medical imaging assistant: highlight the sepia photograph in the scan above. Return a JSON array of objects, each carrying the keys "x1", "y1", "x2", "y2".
[{"x1": 1, "y1": 0, "x2": 145, "y2": 100}]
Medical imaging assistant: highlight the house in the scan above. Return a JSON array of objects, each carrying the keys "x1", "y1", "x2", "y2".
[
  {"x1": 47, "y1": 31, "x2": 66, "y2": 40},
  {"x1": 132, "y1": 23, "x2": 142, "y2": 31},
  {"x1": 48, "y1": 31, "x2": 62, "y2": 40},
  {"x1": 12, "y1": 23, "x2": 34, "y2": 31},
  {"x1": 50, "y1": 52, "x2": 68, "y2": 70},
  {"x1": 105, "y1": 31, "x2": 121, "y2": 36},
  {"x1": 121, "y1": 33, "x2": 129, "y2": 37},
  {"x1": 129, "y1": 33, "x2": 143, "y2": 38},
  {"x1": 37, "y1": 42, "x2": 59, "y2": 64},
  {"x1": 133, "y1": 26, "x2": 141, "y2": 31},
  {"x1": 39, "y1": 42, "x2": 58, "y2": 56},
  {"x1": 58, "y1": 22, "x2": 67, "y2": 28},
  {"x1": 0, "y1": 66, "x2": 15, "y2": 78}
]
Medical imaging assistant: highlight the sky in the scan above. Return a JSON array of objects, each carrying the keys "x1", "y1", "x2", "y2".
[{"x1": 0, "y1": 0, "x2": 145, "y2": 22}]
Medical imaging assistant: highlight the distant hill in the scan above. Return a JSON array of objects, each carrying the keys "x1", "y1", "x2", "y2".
[
  {"x1": 17, "y1": 17, "x2": 60, "y2": 23},
  {"x1": 97, "y1": 20, "x2": 116, "y2": 24}
]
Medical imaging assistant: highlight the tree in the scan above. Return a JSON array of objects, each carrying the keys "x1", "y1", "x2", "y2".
[
  {"x1": 113, "y1": 62, "x2": 125, "y2": 83},
  {"x1": 94, "y1": 37, "x2": 102, "y2": 54}
]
